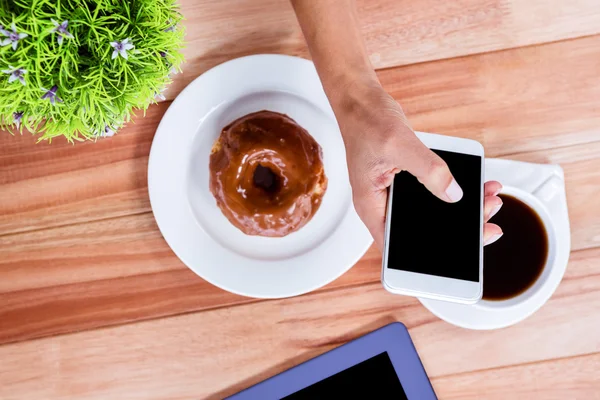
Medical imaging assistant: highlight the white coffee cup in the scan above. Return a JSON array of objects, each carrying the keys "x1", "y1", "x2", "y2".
[
  {"x1": 476, "y1": 183, "x2": 558, "y2": 310},
  {"x1": 419, "y1": 170, "x2": 571, "y2": 330}
]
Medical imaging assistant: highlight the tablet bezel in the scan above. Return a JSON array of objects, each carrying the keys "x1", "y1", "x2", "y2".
[{"x1": 227, "y1": 322, "x2": 437, "y2": 399}]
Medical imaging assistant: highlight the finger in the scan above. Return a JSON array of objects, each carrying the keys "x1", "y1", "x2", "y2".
[
  {"x1": 353, "y1": 189, "x2": 388, "y2": 250},
  {"x1": 483, "y1": 223, "x2": 503, "y2": 246},
  {"x1": 399, "y1": 135, "x2": 463, "y2": 203},
  {"x1": 484, "y1": 195, "x2": 503, "y2": 222},
  {"x1": 484, "y1": 181, "x2": 503, "y2": 196}
]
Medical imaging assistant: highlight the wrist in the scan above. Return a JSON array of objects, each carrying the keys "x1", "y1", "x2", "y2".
[
  {"x1": 324, "y1": 75, "x2": 413, "y2": 144},
  {"x1": 325, "y1": 68, "x2": 380, "y2": 110},
  {"x1": 325, "y1": 73, "x2": 386, "y2": 126}
]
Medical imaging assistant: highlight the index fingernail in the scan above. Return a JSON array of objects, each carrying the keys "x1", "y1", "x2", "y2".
[{"x1": 445, "y1": 178, "x2": 463, "y2": 202}]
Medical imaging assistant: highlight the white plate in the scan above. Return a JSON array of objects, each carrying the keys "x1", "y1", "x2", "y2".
[
  {"x1": 419, "y1": 158, "x2": 571, "y2": 330},
  {"x1": 148, "y1": 54, "x2": 373, "y2": 299}
]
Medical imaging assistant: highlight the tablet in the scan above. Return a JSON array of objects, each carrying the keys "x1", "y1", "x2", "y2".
[{"x1": 227, "y1": 322, "x2": 437, "y2": 399}]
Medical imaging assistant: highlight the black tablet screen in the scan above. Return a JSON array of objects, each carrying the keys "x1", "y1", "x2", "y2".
[{"x1": 282, "y1": 352, "x2": 407, "y2": 399}]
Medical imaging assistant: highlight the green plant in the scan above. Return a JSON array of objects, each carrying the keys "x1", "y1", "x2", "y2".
[{"x1": 0, "y1": 0, "x2": 184, "y2": 142}]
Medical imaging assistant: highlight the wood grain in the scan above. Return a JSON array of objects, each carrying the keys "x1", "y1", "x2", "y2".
[
  {"x1": 381, "y1": 34, "x2": 600, "y2": 155},
  {"x1": 166, "y1": 0, "x2": 600, "y2": 100},
  {"x1": 1, "y1": 5, "x2": 599, "y2": 397},
  {"x1": 2, "y1": 35, "x2": 600, "y2": 237},
  {"x1": 432, "y1": 352, "x2": 600, "y2": 400},
  {"x1": 1, "y1": 134, "x2": 598, "y2": 344},
  {"x1": 0, "y1": 103, "x2": 168, "y2": 235},
  {"x1": 0, "y1": 245, "x2": 598, "y2": 399},
  {"x1": 2, "y1": 34, "x2": 600, "y2": 345},
  {"x1": 0, "y1": 244, "x2": 380, "y2": 344}
]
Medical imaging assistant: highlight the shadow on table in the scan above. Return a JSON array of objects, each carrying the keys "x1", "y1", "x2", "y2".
[{"x1": 209, "y1": 315, "x2": 398, "y2": 399}]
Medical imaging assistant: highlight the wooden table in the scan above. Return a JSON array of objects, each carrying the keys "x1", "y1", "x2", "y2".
[{"x1": 1, "y1": 1, "x2": 600, "y2": 398}]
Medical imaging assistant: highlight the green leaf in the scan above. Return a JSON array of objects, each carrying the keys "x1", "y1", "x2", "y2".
[{"x1": 0, "y1": 0, "x2": 185, "y2": 142}]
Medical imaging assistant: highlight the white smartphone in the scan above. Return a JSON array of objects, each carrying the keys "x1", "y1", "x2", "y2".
[{"x1": 382, "y1": 132, "x2": 484, "y2": 304}]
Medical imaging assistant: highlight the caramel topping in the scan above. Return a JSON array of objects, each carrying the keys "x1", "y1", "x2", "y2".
[{"x1": 209, "y1": 111, "x2": 327, "y2": 237}]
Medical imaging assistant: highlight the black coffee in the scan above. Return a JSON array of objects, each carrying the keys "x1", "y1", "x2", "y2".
[{"x1": 483, "y1": 194, "x2": 549, "y2": 301}]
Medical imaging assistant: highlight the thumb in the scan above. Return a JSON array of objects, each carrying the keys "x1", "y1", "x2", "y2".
[{"x1": 399, "y1": 136, "x2": 463, "y2": 203}]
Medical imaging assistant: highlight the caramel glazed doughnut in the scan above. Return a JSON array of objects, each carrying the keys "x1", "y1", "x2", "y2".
[{"x1": 209, "y1": 110, "x2": 327, "y2": 237}]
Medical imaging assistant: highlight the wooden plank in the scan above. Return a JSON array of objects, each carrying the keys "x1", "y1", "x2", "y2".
[
  {"x1": 166, "y1": 0, "x2": 600, "y2": 100},
  {"x1": 0, "y1": 212, "x2": 379, "y2": 294},
  {"x1": 1, "y1": 33, "x2": 599, "y2": 348},
  {"x1": 381, "y1": 34, "x2": 600, "y2": 155},
  {"x1": 0, "y1": 140, "x2": 598, "y2": 344},
  {"x1": 2, "y1": 35, "x2": 599, "y2": 237},
  {"x1": 432, "y1": 353, "x2": 600, "y2": 400},
  {"x1": 0, "y1": 216, "x2": 600, "y2": 344},
  {"x1": 0, "y1": 103, "x2": 168, "y2": 235},
  {"x1": 0, "y1": 242, "x2": 380, "y2": 344},
  {"x1": 0, "y1": 103, "x2": 168, "y2": 185},
  {"x1": 0, "y1": 213, "x2": 179, "y2": 294},
  {"x1": 0, "y1": 246, "x2": 598, "y2": 399},
  {"x1": 1, "y1": 138, "x2": 597, "y2": 291}
]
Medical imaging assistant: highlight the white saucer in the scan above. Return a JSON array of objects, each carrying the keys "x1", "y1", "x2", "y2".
[
  {"x1": 419, "y1": 158, "x2": 571, "y2": 330},
  {"x1": 148, "y1": 55, "x2": 373, "y2": 299}
]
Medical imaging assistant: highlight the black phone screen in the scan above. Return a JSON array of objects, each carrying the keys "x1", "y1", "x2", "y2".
[{"x1": 386, "y1": 149, "x2": 482, "y2": 282}]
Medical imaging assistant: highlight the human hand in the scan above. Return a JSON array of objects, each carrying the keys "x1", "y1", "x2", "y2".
[{"x1": 334, "y1": 83, "x2": 503, "y2": 250}]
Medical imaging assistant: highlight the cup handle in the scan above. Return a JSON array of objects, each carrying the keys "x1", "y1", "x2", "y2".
[{"x1": 532, "y1": 174, "x2": 564, "y2": 208}]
